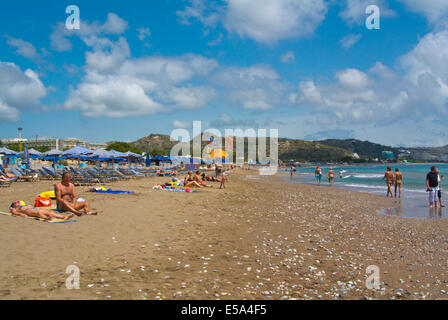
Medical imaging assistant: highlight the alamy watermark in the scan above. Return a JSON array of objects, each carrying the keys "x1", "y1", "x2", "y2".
[
  {"x1": 65, "y1": 5, "x2": 80, "y2": 30},
  {"x1": 365, "y1": 265, "x2": 380, "y2": 290},
  {"x1": 366, "y1": 5, "x2": 380, "y2": 30},
  {"x1": 170, "y1": 121, "x2": 278, "y2": 175},
  {"x1": 65, "y1": 264, "x2": 80, "y2": 290}
]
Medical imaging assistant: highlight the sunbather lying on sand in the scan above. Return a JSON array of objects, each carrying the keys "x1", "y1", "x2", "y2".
[
  {"x1": 184, "y1": 171, "x2": 202, "y2": 188},
  {"x1": 9, "y1": 200, "x2": 74, "y2": 221},
  {"x1": 55, "y1": 172, "x2": 98, "y2": 216},
  {"x1": 201, "y1": 173, "x2": 220, "y2": 182},
  {"x1": 194, "y1": 171, "x2": 212, "y2": 187}
]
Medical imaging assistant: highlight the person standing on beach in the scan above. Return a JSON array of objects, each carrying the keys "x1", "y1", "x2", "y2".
[
  {"x1": 426, "y1": 166, "x2": 439, "y2": 209},
  {"x1": 328, "y1": 167, "x2": 335, "y2": 186},
  {"x1": 394, "y1": 168, "x2": 403, "y2": 198},
  {"x1": 437, "y1": 171, "x2": 445, "y2": 207},
  {"x1": 315, "y1": 167, "x2": 322, "y2": 186},
  {"x1": 382, "y1": 166, "x2": 394, "y2": 197}
]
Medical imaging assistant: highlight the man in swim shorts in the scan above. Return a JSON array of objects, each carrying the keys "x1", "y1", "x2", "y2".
[
  {"x1": 382, "y1": 166, "x2": 394, "y2": 197},
  {"x1": 9, "y1": 200, "x2": 74, "y2": 221},
  {"x1": 426, "y1": 166, "x2": 439, "y2": 209},
  {"x1": 315, "y1": 167, "x2": 322, "y2": 186},
  {"x1": 55, "y1": 172, "x2": 97, "y2": 216},
  {"x1": 394, "y1": 168, "x2": 403, "y2": 198}
]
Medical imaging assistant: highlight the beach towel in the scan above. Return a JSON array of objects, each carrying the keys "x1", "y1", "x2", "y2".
[
  {"x1": 153, "y1": 184, "x2": 198, "y2": 193},
  {"x1": 89, "y1": 189, "x2": 135, "y2": 194},
  {"x1": 39, "y1": 191, "x2": 56, "y2": 199},
  {"x1": 0, "y1": 210, "x2": 77, "y2": 224}
]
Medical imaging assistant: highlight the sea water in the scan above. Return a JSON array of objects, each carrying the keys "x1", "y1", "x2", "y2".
[{"x1": 284, "y1": 163, "x2": 448, "y2": 219}]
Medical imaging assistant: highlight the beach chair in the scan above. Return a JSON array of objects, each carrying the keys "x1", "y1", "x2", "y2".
[{"x1": 42, "y1": 167, "x2": 61, "y2": 180}]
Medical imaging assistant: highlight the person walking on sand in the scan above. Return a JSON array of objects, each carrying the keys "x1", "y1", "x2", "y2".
[
  {"x1": 382, "y1": 166, "x2": 394, "y2": 197},
  {"x1": 328, "y1": 167, "x2": 335, "y2": 186},
  {"x1": 394, "y1": 168, "x2": 403, "y2": 198},
  {"x1": 55, "y1": 172, "x2": 98, "y2": 216},
  {"x1": 426, "y1": 166, "x2": 439, "y2": 209},
  {"x1": 315, "y1": 167, "x2": 322, "y2": 186}
]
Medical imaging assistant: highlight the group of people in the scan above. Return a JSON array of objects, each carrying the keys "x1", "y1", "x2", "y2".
[
  {"x1": 9, "y1": 171, "x2": 97, "y2": 221},
  {"x1": 314, "y1": 167, "x2": 343, "y2": 186},
  {"x1": 183, "y1": 166, "x2": 228, "y2": 189},
  {"x1": 383, "y1": 166, "x2": 445, "y2": 208},
  {"x1": 382, "y1": 167, "x2": 403, "y2": 198}
]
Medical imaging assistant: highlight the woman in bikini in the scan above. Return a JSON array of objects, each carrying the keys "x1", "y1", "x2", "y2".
[
  {"x1": 184, "y1": 171, "x2": 202, "y2": 188},
  {"x1": 9, "y1": 200, "x2": 74, "y2": 221},
  {"x1": 394, "y1": 168, "x2": 403, "y2": 198},
  {"x1": 382, "y1": 166, "x2": 394, "y2": 198}
]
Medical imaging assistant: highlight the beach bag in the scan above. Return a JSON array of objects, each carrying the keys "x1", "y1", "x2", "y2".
[{"x1": 35, "y1": 197, "x2": 52, "y2": 207}]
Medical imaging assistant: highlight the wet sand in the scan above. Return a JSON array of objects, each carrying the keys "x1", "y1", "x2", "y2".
[{"x1": 0, "y1": 169, "x2": 447, "y2": 300}]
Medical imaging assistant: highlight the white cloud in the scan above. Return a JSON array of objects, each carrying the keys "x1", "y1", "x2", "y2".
[
  {"x1": 5, "y1": 36, "x2": 39, "y2": 60},
  {"x1": 176, "y1": 0, "x2": 221, "y2": 27},
  {"x1": 398, "y1": 0, "x2": 448, "y2": 24},
  {"x1": 336, "y1": 68, "x2": 371, "y2": 90},
  {"x1": 85, "y1": 37, "x2": 131, "y2": 73},
  {"x1": 177, "y1": 0, "x2": 328, "y2": 44},
  {"x1": 212, "y1": 65, "x2": 285, "y2": 110},
  {"x1": 137, "y1": 27, "x2": 151, "y2": 41},
  {"x1": 65, "y1": 77, "x2": 163, "y2": 118},
  {"x1": 166, "y1": 86, "x2": 215, "y2": 109},
  {"x1": 281, "y1": 51, "x2": 295, "y2": 63},
  {"x1": 223, "y1": 0, "x2": 328, "y2": 43},
  {"x1": 339, "y1": 0, "x2": 395, "y2": 25},
  {"x1": 173, "y1": 120, "x2": 191, "y2": 129},
  {"x1": 207, "y1": 33, "x2": 223, "y2": 46},
  {"x1": 50, "y1": 13, "x2": 128, "y2": 52},
  {"x1": 0, "y1": 62, "x2": 47, "y2": 122},
  {"x1": 339, "y1": 34, "x2": 362, "y2": 50}
]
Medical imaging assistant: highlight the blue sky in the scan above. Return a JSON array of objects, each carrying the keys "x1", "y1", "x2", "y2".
[{"x1": 0, "y1": 0, "x2": 447, "y2": 146}]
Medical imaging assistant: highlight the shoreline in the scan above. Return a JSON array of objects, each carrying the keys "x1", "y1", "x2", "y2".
[{"x1": 1, "y1": 169, "x2": 447, "y2": 300}]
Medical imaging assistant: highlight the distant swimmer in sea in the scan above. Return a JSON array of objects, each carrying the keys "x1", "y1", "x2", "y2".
[
  {"x1": 382, "y1": 166, "x2": 394, "y2": 197},
  {"x1": 328, "y1": 167, "x2": 335, "y2": 186},
  {"x1": 315, "y1": 167, "x2": 322, "y2": 186},
  {"x1": 339, "y1": 170, "x2": 343, "y2": 179},
  {"x1": 394, "y1": 168, "x2": 403, "y2": 198}
]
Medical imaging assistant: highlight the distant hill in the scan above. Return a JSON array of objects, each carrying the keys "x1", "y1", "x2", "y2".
[
  {"x1": 318, "y1": 139, "x2": 399, "y2": 160},
  {"x1": 130, "y1": 133, "x2": 355, "y2": 162},
  {"x1": 131, "y1": 134, "x2": 179, "y2": 155},
  {"x1": 128, "y1": 133, "x2": 447, "y2": 162}
]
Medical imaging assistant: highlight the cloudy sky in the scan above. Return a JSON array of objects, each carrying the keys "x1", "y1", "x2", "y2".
[{"x1": 0, "y1": 0, "x2": 447, "y2": 147}]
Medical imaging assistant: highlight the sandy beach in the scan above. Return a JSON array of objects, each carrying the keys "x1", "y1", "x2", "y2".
[{"x1": 0, "y1": 168, "x2": 447, "y2": 300}]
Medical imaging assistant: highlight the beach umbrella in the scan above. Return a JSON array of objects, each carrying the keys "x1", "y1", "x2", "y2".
[
  {"x1": 44, "y1": 149, "x2": 63, "y2": 156},
  {"x1": 62, "y1": 146, "x2": 94, "y2": 157},
  {"x1": 0, "y1": 147, "x2": 17, "y2": 155},
  {"x1": 210, "y1": 148, "x2": 226, "y2": 158}
]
